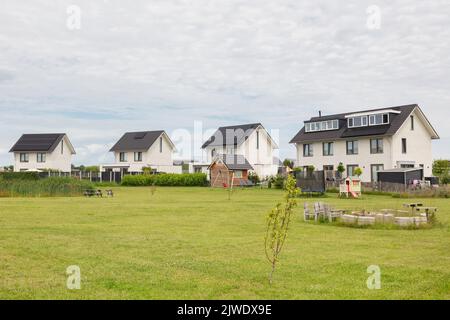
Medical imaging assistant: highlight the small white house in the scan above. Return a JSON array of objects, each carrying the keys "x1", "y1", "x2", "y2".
[
  {"x1": 103, "y1": 130, "x2": 179, "y2": 173},
  {"x1": 202, "y1": 123, "x2": 279, "y2": 178},
  {"x1": 289, "y1": 104, "x2": 439, "y2": 182},
  {"x1": 9, "y1": 133, "x2": 75, "y2": 172}
]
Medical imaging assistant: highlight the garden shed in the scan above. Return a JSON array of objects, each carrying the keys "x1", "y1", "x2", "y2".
[
  {"x1": 209, "y1": 154, "x2": 253, "y2": 188},
  {"x1": 377, "y1": 168, "x2": 424, "y2": 186}
]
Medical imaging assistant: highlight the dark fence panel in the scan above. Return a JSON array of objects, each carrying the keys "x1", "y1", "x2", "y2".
[{"x1": 295, "y1": 170, "x2": 325, "y2": 193}]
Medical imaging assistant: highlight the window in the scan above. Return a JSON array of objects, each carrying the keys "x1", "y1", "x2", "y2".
[
  {"x1": 402, "y1": 138, "x2": 407, "y2": 154},
  {"x1": 37, "y1": 153, "x2": 46, "y2": 163},
  {"x1": 346, "y1": 140, "x2": 358, "y2": 155},
  {"x1": 369, "y1": 113, "x2": 389, "y2": 126},
  {"x1": 305, "y1": 119, "x2": 339, "y2": 132},
  {"x1": 323, "y1": 165, "x2": 334, "y2": 171},
  {"x1": 400, "y1": 164, "x2": 414, "y2": 168},
  {"x1": 303, "y1": 144, "x2": 313, "y2": 157},
  {"x1": 159, "y1": 137, "x2": 163, "y2": 153},
  {"x1": 19, "y1": 153, "x2": 29, "y2": 163},
  {"x1": 134, "y1": 152, "x2": 142, "y2": 162},
  {"x1": 234, "y1": 170, "x2": 243, "y2": 178},
  {"x1": 370, "y1": 138, "x2": 383, "y2": 154},
  {"x1": 119, "y1": 152, "x2": 127, "y2": 162},
  {"x1": 348, "y1": 116, "x2": 368, "y2": 128},
  {"x1": 211, "y1": 148, "x2": 216, "y2": 158},
  {"x1": 61, "y1": 141, "x2": 64, "y2": 154},
  {"x1": 256, "y1": 131, "x2": 259, "y2": 149},
  {"x1": 410, "y1": 115, "x2": 414, "y2": 130},
  {"x1": 322, "y1": 142, "x2": 333, "y2": 156},
  {"x1": 347, "y1": 165, "x2": 359, "y2": 177},
  {"x1": 371, "y1": 164, "x2": 384, "y2": 182}
]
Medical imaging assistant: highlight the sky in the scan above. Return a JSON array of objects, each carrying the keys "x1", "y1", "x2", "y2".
[{"x1": 0, "y1": 0, "x2": 449, "y2": 166}]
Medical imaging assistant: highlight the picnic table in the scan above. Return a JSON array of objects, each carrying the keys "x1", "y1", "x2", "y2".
[
  {"x1": 403, "y1": 202, "x2": 423, "y2": 214},
  {"x1": 415, "y1": 206, "x2": 437, "y2": 221}
]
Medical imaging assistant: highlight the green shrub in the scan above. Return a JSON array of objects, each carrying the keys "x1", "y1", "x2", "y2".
[
  {"x1": 121, "y1": 173, "x2": 207, "y2": 186},
  {"x1": 0, "y1": 172, "x2": 40, "y2": 181},
  {"x1": 0, "y1": 177, "x2": 94, "y2": 197},
  {"x1": 269, "y1": 175, "x2": 286, "y2": 189}
]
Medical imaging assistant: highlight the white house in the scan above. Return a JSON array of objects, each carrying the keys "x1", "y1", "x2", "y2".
[
  {"x1": 289, "y1": 104, "x2": 439, "y2": 182},
  {"x1": 102, "y1": 130, "x2": 179, "y2": 173},
  {"x1": 201, "y1": 123, "x2": 279, "y2": 178},
  {"x1": 9, "y1": 133, "x2": 75, "y2": 172}
]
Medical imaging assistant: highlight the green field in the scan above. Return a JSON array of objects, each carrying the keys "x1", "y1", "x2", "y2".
[{"x1": 0, "y1": 187, "x2": 449, "y2": 299}]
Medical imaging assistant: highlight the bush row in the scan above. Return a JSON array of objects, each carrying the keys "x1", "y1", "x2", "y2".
[
  {"x1": 0, "y1": 172, "x2": 40, "y2": 181},
  {"x1": 0, "y1": 177, "x2": 94, "y2": 197},
  {"x1": 121, "y1": 173, "x2": 208, "y2": 186}
]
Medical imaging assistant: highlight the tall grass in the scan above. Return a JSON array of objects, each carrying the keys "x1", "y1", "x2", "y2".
[{"x1": 0, "y1": 177, "x2": 94, "y2": 197}]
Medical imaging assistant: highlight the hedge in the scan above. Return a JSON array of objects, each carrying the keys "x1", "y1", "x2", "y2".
[
  {"x1": 121, "y1": 173, "x2": 208, "y2": 186},
  {"x1": 0, "y1": 177, "x2": 94, "y2": 197},
  {"x1": 0, "y1": 172, "x2": 40, "y2": 181}
]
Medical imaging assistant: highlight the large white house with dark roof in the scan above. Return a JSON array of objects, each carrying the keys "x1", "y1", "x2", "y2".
[
  {"x1": 102, "y1": 130, "x2": 178, "y2": 173},
  {"x1": 290, "y1": 104, "x2": 439, "y2": 182},
  {"x1": 9, "y1": 133, "x2": 75, "y2": 172},
  {"x1": 202, "y1": 123, "x2": 279, "y2": 178}
]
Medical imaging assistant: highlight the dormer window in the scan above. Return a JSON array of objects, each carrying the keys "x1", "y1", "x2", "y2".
[
  {"x1": 369, "y1": 113, "x2": 389, "y2": 126},
  {"x1": 305, "y1": 119, "x2": 338, "y2": 133}
]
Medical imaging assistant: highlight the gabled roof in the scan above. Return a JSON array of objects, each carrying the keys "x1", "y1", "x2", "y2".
[
  {"x1": 9, "y1": 133, "x2": 75, "y2": 154},
  {"x1": 109, "y1": 130, "x2": 175, "y2": 152},
  {"x1": 202, "y1": 123, "x2": 261, "y2": 148},
  {"x1": 209, "y1": 154, "x2": 253, "y2": 170},
  {"x1": 202, "y1": 123, "x2": 278, "y2": 149},
  {"x1": 289, "y1": 104, "x2": 439, "y2": 144}
]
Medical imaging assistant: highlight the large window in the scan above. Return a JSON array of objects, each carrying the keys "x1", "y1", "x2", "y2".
[
  {"x1": 305, "y1": 119, "x2": 339, "y2": 133},
  {"x1": 346, "y1": 140, "x2": 358, "y2": 155},
  {"x1": 37, "y1": 153, "x2": 46, "y2": 163},
  {"x1": 347, "y1": 165, "x2": 359, "y2": 177},
  {"x1": 134, "y1": 152, "x2": 142, "y2": 162},
  {"x1": 369, "y1": 113, "x2": 389, "y2": 126},
  {"x1": 19, "y1": 153, "x2": 29, "y2": 163},
  {"x1": 234, "y1": 170, "x2": 243, "y2": 178},
  {"x1": 303, "y1": 144, "x2": 313, "y2": 157},
  {"x1": 370, "y1": 138, "x2": 383, "y2": 154},
  {"x1": 119, "y1": 152, "x2": 127, "y2": 162},
  {"x1": 410, "y1": 115, "x2": 414, "y2": 130},
  {"x1": 348, "y1": 116, "x2": 368, "y2": 128},
  {"x1": 322, "y1": 142, "x2": 333, "y2": 156},
  {"x1": 402, "y1": 138, "x2": 407, "y2": 154},
  {"x1": 159, "y1": 137, "x2": 163, "y2": 153},
  {"x1": 371, "y1": 164, "x2": 384, "y2": 182}
]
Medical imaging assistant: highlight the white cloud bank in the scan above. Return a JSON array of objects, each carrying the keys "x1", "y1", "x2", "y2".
[{"x1": 0, "y1": 0, "x2": 449, "y2": 165}]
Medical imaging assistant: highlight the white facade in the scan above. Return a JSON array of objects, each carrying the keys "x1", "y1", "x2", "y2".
[
  {"x1": 203, "y1": 125, "x2": 278, "y2": 178},
  {"x1": 293, "y1": 107, "x2": 438, "y2": 182},
  {"x1": 13, "y1": 135, "x2": 75, "y2": 172},
  {"x1": 107, "y1": 132, "x2": 178, "y2": 173}
]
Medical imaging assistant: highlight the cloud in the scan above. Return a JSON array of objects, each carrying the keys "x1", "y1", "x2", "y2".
[{"x1": 0, "y1": 0, "x2": 449, "y2": 165}]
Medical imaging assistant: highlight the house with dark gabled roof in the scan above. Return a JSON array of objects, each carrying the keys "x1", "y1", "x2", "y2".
[
  {"x1": 202, "y1": 123, "x2": 279, "y2": 178},
  {"x1": 9, "y1": 133, "x2": 75, "y2": 172},
  {"x1": 102, "y1": 130, "x2": 177, "y2": 173},
  {"x1": 289, "y1": 104, "x2": 439, "y2": 182}
]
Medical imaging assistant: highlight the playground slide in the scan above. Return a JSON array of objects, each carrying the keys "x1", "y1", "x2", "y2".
[{"x1": 350, "y1": 191, "x2": 359, "y2": 198}]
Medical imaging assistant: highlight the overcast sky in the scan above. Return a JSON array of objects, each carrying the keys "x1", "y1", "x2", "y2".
[{"x1": 0, "y1": 0, "x2": 449, "y2": 165}]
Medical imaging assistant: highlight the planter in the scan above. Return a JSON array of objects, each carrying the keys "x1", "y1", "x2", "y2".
[
  {"x1": 341, "y1": 214, "x2": 357, "y2": 224},
  {"x1": 395, "y1": 217, "x2": 415, "y2": 227},
  {"x1": 357, "y1": 216, "x2": 375, "y2": 226},
  {"x1": 414, "y1": 217, "x2": 427, "y2": 226}
]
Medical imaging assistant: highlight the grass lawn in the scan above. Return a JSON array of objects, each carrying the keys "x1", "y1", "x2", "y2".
[{"x1": 0, "y1": 187, "x2": 449, "y2": 299}]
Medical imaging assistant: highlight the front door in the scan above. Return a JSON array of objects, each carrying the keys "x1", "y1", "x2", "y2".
[{"x1": 371, "y1": 164, "x2": 384, "y2": 182}]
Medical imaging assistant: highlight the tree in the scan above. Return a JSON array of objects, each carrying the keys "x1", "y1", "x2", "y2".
[
  {"x1": 283, "y1": 159, "x2": 294, "y2": 169},
  {"x1": 354, "y1": 167, "x2": 363, "y2": 177},
  {"x1": 433, "y1": 160, "x2": 450, "y2": 184},
  {"x1": 264, "y1": 175, "x2": 299, "y2": 284},
  {"x1": 337, "y1": 162, "x2": 345, "y2": 179}
]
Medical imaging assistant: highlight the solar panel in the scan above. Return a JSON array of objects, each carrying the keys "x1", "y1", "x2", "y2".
[{"x1": 134, "y1": 132, "x2": 147, "y2": 139}]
